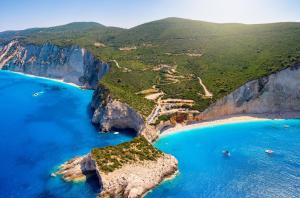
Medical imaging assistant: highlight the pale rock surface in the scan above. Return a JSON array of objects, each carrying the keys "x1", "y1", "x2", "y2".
[
  {"x1": 0, "y1": 40, "x2": 109, "y2": 88},
  {"x1": 52, "y1": 155, "x2": 96, "y2": 182},
  {"x1": 97, "y1": 154, "x2": 178, "y2": 198},
  {"x1": 52, "y1": 153, "x2": 178, "y2": 198},
  {"x1": 91, "y1": 85, "x2": 159, "y2": 141},
  {"x1": 198, "y1": 65, "x2": 300, "y2": 120}
]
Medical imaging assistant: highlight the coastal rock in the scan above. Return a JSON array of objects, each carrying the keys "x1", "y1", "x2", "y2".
[
  {"x1": 91, "y1": 85, "x2": 154, "y2": 139},
  {"x1": 53, "y1": 137, "x2": 178, "y2": 198},
  {"x1": 0, "y1": 40, "x2": 109, "y2": 88},
  {"x1": 139, "y1": 124, "x2": 160, "y2": 142},
  {"x1": 96, "y1": 154, "x2": 177, "y2": 198},
  {"x1": 52, "y1": 155, "x2": 96, "y2": 182},
  {"x1": 198, "y1": 65, "x2": 300, "y2": 120}
]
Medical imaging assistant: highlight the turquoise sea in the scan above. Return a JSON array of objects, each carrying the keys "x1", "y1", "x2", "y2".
[
  {"x1": 1, "y1": 70, "x2": 300, "y2": 198},
  {"x1": 149, "y1": 120, "x2": 300, "y2": 198}
]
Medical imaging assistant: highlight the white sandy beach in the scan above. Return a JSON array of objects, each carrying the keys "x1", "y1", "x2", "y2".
[
  {"x1": 160, "y1": 112, "x2": 300, "y2": 137},
  {"x1": 3, "y1": 70, "x2": 82, "y2": 88}
]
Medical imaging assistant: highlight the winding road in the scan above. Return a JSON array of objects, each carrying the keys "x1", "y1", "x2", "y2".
[{"x1": 198, "y1": 77, "x2": 213, "y2": 98}]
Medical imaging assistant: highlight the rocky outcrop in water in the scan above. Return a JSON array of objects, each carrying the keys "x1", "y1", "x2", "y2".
[
  {"x1": 53, "y1": 136, "x2": 178, "y2": 198},
  {"x1": 198, "y1": 65, "x2": 300, "y2": 120},
  {"x1": 51, "y1": 155, "x2": 96, "y2": 182},
  {"x1": 97, "y1": 154, "x2": 177, "y2": 198},
  {"x1": 0, "y1": 40, "x2": 109, "y2": 88}
]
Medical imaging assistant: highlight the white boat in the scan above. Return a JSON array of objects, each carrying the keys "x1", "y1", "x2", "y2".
[
  {"x1": 32, "y1": 91, "x2": 44, "y2": 97},
  {"x1": 265, "y1": 149, "x2": 274, "y2": 154}
]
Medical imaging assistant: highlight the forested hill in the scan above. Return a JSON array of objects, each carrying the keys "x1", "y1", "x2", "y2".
[{"x1": 1, "y1": 18, "x2": 300, "y2": 117}]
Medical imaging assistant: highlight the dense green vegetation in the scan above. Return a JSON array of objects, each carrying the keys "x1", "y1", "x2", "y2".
[
  {"x1": 91, "y1": 136, "x2": 163, "y2": 173},
  {"x1": 2, "y1": 18, "x2": 300, "y2": 116}
]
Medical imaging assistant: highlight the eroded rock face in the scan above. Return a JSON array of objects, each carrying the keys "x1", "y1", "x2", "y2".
[
  {"x1": 0, "y1": 40, "x2": 154, "y2": 139},
  {"x1": 91, "y1": 85, "x2": 147, "y2": 137},
  {"x1": 53, "y1": 153, "x2": 178, "y2": 198},
  {"x1": 198, "y1": 65, "x2": 300, "y2": 120},
  {"x1": 0, "y1": 40, "x2": 109, "y2": 88},
  {"x1": 96, "y1": 154, "x2": 178, "y2": 198},
  {"x1": 52, "y1": 155, "x2": 96, "y2": 182}
]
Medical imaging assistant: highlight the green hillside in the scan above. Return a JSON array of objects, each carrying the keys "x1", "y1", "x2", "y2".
[{"x1": 2, "y1": 18, "x2": 300, "y2": 117}]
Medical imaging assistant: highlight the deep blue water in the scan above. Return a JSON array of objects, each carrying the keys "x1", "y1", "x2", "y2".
[
  {"x1": 0, "y1": 71, "x2": 132, "y2": 198},
  {"x1": 149, "y1": 120, "x2": 300, "y2": 198}
]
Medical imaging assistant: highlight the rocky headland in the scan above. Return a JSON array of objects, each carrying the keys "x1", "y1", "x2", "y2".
[
  {"x1": 52, "y1": 136, "x2": 178, "y2": 198},
  {"x1": 0, "y1": 40, "x2": 158, "y2": 141},
  {"x1": 197, "y1": 64, "x2": 300, "y2": 121},
  {"x1": 156, "y1": 64, "x2": 300, "y2": 135},
  {"x1": 0, "y1": 40, "x2": 109, "y2": 89}
]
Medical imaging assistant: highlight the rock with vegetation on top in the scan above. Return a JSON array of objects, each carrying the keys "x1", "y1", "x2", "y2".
[
  {"x1": 91, "y1": 84, "x2": 159, "y2": 141},
  {"x1": 52, "y1": 136, "x2": 178, "y2": 198},
  {"x1": 198, "y1": 65, "x2": 300, "y2": 120}
]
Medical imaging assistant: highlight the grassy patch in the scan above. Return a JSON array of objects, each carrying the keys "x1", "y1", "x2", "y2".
[{"x1": 91, "y1": 136, "x2": 163, "y2": 173}]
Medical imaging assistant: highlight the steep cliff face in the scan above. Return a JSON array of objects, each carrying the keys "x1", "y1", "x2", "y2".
[
  {"x1": 53, "y1": 152, "x2": 178, "y2": 198},
  {"x1": 198, "y1": 65, "x2": 300, "y2": 120},
  {"x1": 0, "y1": 40, "x2": 150, "y2": 137},
  {"x1": 0, "y1": 40, "x2": 109, "y2": 88},
  {"x1": 90, "y1": 85, "x2": 159, "y2": 141},
  {"x1": 91, "y1": 84, "x2": 146, "y2": 135},
  {"x1": 96, "y1": 154, "x2": 177, "y2": 198}
]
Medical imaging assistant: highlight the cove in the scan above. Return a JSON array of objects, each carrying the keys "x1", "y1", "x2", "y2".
[
  {"x1": 0, "y1": 71, "x2": 132, "y2": 198},
  {"x1": 1, "y1": 70, "x2": 300, "y2": 198},
  {"x1": 149, "y1": 119, "x2": 300, "y2": 198}
]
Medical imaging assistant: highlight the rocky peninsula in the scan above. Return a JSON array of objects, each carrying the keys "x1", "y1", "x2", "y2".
[
  {"x1": 52, "y1": 136, "x2": 178, "y2": 198},
  {"x1": 197, "y1": 64, "x2": 300, "y2": 120}
]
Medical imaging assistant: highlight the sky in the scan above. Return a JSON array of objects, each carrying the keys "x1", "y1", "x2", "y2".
[{"x1": 1, "y1": 0, "x2": 300, "y2": 31}]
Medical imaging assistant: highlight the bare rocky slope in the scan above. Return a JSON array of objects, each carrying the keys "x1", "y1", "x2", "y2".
[
  {"x1": 197, "y1": 64, "x2": 300, "y2": 120},
  {"x1": 0, "y1": 40, "x2": 109, "y2": 89},
  {"x1": 53, "y1": 154, "x2": 178, "y2": 198}
]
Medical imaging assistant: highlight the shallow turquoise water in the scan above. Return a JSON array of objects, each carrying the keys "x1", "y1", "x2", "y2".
[
  {"x1": 0, "y1": 71, "x2": 132, "y2": 198},
  {"x1": 149, "y1": 120, "x2": 300, "y2": 198}
]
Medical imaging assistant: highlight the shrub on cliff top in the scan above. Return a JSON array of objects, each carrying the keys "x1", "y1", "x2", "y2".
[{"x1": 91, "y1": 136, "x2": 163, "y2": 173}]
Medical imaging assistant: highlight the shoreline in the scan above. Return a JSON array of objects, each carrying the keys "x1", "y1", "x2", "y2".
[
  {"x1": 1, "y1": 70, "x2": 82, "y2": 89},
  {"x1": 160, "y1": 112, "x2": 300, "y2": 138}
]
